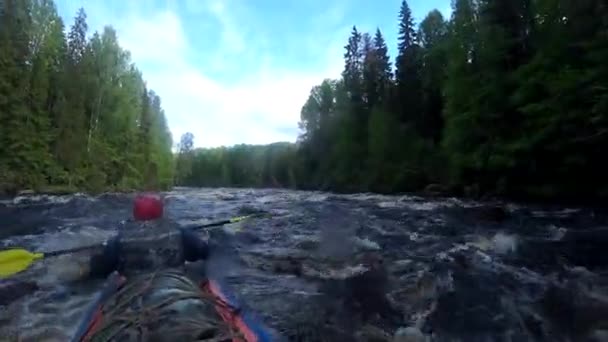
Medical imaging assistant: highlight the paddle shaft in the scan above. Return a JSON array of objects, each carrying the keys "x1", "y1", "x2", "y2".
[{"x1": 43, "y1": 215, "x2": 258, "y2": 258}]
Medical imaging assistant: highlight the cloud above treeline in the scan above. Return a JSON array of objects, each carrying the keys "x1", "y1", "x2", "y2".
[{"x1": 56, "y1": 0, "x2": 450, "y2": 148}]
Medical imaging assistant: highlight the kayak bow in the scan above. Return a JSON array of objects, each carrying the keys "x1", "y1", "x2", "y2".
[{"x1": 72, "y1": 271, "x2": 277, "y2": 342}]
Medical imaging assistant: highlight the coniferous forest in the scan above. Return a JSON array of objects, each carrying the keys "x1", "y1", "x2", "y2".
[
  {"x1": 3, "y1": 0, "x2": 608, "y2": 202},
  {"x1": 178, "y1": 0, "x2": 608, "y2": 202},
  {"x1": 0, "y1": 0, "x2": 173, "y2": 194}
]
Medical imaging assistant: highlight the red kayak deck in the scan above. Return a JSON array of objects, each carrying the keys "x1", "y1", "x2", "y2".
[{"x1": 72, "y1": 272, "x2": 275, "y2": 342}]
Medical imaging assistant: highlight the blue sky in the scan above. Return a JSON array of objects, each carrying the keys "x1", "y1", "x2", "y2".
[{"x1": 55, "y1": 0, "x2": 451, "y2": 148}]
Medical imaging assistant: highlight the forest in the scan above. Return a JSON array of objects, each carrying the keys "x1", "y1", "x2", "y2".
[
  {"x1": 3, "y1": 0, "x2": 608, "y2": 201},
  {"x1": 0, "y1": 0, "x2": 174, "y2": 194},
  {"x1": 178, "y1": 0, "x2": 608, "y2": 201}
]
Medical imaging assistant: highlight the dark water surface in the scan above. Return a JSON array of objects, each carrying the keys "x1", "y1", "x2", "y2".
[{"x1": 1, "y1": 188, "x2": 607, "y2": 341}]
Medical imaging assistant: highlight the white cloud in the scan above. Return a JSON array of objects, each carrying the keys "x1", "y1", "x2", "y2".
[
  {"x1": 204, "y1": 0, "x2": 246, "y2": 55},
  {"x1": 84, "y1": 3, "x2": 346, "y2": 148},
  {"x1": 117, "y1": 11, "x2": 187, "y2": 67}
]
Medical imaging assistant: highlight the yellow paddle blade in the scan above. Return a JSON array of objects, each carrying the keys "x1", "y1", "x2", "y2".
[
  {"x1": 229, "y1": 216, "x2": 249, "y2": 223},
  {"x1": 0, "y1": 249, "x2": 44, "y2": 278},
  {"x1": 225, "y1": 216, "x2": 252, "y2": 234}
]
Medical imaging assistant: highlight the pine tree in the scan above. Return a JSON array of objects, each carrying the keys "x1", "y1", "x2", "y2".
[
  {"x1": 56, "y1": 7, "x2": 89, "y2": 183},
  {"x1": 362, "y1": 32, "x2": 379, "y2": 110},
  {"x1": 442, "y1": 0, "x2": 480, "y2": 187},
  {"x1": 419, "y1": 10, "x2": 448, "y2": 143},
  {"x1": 28, "y1": 0, "x2": 66, "y2": 182},
  {"x1": 342, "y1": 26, "x2": 363, "y2": 94},
  {"x1": 339, "y1": 27, "x2": 368, "y2": 185},
  {"x1": 373, "y1": 28, "x2": 392, "y2": 105},
  {"x1": 397, "y1": 0, "x2": 416, "y2": 52},
  {"x1": 67, "y1": 8, "x2": 87, "y2": 64},
  {"x1": 395, "y1": 0, "x2": 423, "y2": 130}
]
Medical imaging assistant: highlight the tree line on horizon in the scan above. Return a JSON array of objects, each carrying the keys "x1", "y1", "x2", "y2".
[
  {"x1": 0, "y1": 0, "x2": 174, "y2": 194},
  {"x1": 177, "y1": 0, "x2": 608, "y2": 201}
]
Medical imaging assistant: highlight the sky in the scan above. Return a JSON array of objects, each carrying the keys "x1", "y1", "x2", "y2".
[{"x1": 55, "y1": 0, "x2": 451, "y2": 148}]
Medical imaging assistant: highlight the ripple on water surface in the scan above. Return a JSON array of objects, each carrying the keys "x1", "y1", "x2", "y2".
[{"x1": 1, "y1": 189, "x2": 607, "y2": 341}]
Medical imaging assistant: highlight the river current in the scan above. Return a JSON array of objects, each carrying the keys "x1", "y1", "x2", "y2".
[{"x1": 1, "y1": 188, "x2": 607, "y2": 341}]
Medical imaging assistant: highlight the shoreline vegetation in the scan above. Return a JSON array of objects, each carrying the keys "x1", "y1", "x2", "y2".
[
  {"x1": 174, "y1": 1, "x2": 608, "y2": 204},
  {"x1": 0, "y1": 1, "x2": 174, "y2": 196},
  {"x1": 2, "y1": 0, "x2": 607, "y2": 205}
]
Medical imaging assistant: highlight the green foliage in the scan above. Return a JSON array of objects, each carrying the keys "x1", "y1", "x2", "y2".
[
  {"x1": 4, "y1": 0, "x2": 606, "y2": 201},
  {"x1": 178, "y1": 0, "x2": 608, "y2": 201},
  {"x1": 177, "y1": 140, "x2": 296, "y2": 189},
  {"x1": 0, "y1": 1, "x2": 173, "y2": 194}
]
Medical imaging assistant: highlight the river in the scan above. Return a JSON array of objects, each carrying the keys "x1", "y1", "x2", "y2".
[{"x1": 1, "y1": 188, "x2": 607, "y2": 341}]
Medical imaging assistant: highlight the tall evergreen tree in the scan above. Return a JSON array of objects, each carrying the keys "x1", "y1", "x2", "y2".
[
  {"x1": 339, "y1": 26, "x2": 368, "y2": 185},
  {"x1": 362, "y1": 32, "x2": 379, "y2": 110},
  {"x1": 56, "y1": 6, "x2": 89, "y2": 182},
  {"x1": 342, "y1": 26, "x2": 363, "y2": 94},
  {"x1": 395, "y1": 0, "x2": 424, "y2": 130},
  {"x1": 397, "y1": 0, "x2": 416, "y2": 52},
  {"x1": 372, "y1": 28, "x2": 392, "y2": 105},
  {"x1": 442, "y1": 0, "x2": 480, "y2": 187},
  {"x1": 67, "y1": 8, "x2": 87, "y2": 64},
  {"x1": 419, "y1": 10, "x2": 448, "y2": 143}
]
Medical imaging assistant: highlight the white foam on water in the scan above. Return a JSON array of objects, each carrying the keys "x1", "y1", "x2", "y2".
[
  {"x1": 409, "y1": 201, "x2": 445, "y2": 211},
  {"x1": 548, "y1": 225, "x2": 568, "y2": 240},
  {"x1": 531, "y1": 207, "x2": 581, "y2": 218},
  {"x1": 343, "y1": 193, "x2": 388, "y2": 202},
  {"x1": 378, "y1": 198, "x2": 458, "y2": 211},
  {"x1": 475, "y1": 250, "x2": 493, "y2": 263},
  {"x1": 2, "y1": 227, "x2": 113, "y2": 340},
  {"x1": 306, "y1": 193, "x2": 328, "y2": 202},
  {"x1": 255, "y1": 195, "x2": 279, "y2": 204},
  {"x1": 398, "y1": 194, "x2": 427, "y2": 202},
  {"x1": 492, "y1": 233, "x2": 518, "y2": 254},
  {"x1": 352, "y1": 237, "x2": 380, "y2": 251},
  {"x1": 436, "y1": 251, "x2": 450, "y2": 262},
  {"x1": 409, "y1": 232, "x2": 420, "y2": 241},
  {"x1": 3, "y1": 225, "x2": 114, "y2": 256},
  {"x1": 164, "y1": 193, "x2": 187, "y2": 201},
  {"x1": 11, "y1": 193, "x2": 93, "y2": 206},
  {"x1": 8, "y1": 282, "x2": 104, "y2": 341},
  {"x1": 42, "y1": 225, "x2": 113, "y2": 249},
  {"x1": 378, "y1": 201, "x2": 400, "y2": 208},
  {"x1": 444, "y1": 197, "x2": 483, "y2": 208}
]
